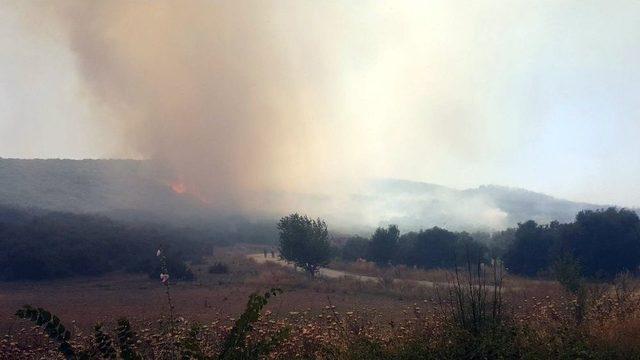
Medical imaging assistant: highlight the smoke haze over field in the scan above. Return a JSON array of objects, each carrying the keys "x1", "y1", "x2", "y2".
[{"x1": 1, "y1": 1, "x2": 640, "y2": 220}]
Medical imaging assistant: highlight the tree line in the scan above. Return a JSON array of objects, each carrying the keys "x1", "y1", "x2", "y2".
[
  {"x1": 280, "y1": 207, "x2": 640, "y2": 280},
  {"x1": 340, "y1": 225, "x2": 487, "y2": 269},
  {"x1": 0, "y1": 205, "x2": 215, "y2": 280},
  {"x1": 503, "y1": 207, "x2": 640, "y2": 279},
  {"x1": 3, "y1": 204, "x2": 638, "y2": 281}
]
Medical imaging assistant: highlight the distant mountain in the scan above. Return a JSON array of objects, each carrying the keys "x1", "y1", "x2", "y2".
[
  {"x1": 0, "y1": 158, "x2": 610, "y2": 231},
  {"x1": 350, "y1": 179, "x2": 606, "y2": 231}
]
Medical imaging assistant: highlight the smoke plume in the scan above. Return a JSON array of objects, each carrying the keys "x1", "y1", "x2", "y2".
[
  {"x1": 33, "y1": 1, "x2": 515, "y2": 215},
  {"x1": 43, "y1": 1, "x2": 346, "y2": 211},
  {"x1": 9, "y1": 1, "x2": 638, "y2": 228}
]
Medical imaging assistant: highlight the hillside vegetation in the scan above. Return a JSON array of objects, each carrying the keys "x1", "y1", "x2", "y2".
[
  {"x1": 0, "y1": 158, "x2": 611, "y2": 230},
  {"x1": 0, "y1": 205, "x2": 218, "y2": 281}
]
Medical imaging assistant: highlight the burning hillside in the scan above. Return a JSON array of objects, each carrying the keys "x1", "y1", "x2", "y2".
[
  {"x1": 0, "y1": 159, "x2": 607, "y2": 231},
  {"x1": 167, "y1": 179, "x2": 210, "y2": 204},
  {"x1": 169, "y1": 181, "x2": 187, "y2": 195}
]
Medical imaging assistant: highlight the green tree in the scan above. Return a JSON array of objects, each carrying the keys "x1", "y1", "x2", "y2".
[
  {"x1": 487, "y1": 228, "x2": 515, "y2": 259},
  {"x1": 277, "y1": 214, "x2": 331, "y2": 276},
  {"x1": 455, "y1": 231, "x2": 489, "y2": 266},
  {"x1": 341, "y1": 236, "x2": 370, "y2": 261},
  {"x1": 412, "y1": 227, "x2": 458, "y2": 269},
  {"x1": 503, "y1": 220, "x2": 560, "y2": 276},
  {"x1": 564, "y1": 208, "x2": 640, "y2": 279},
  {"x1": 368, "y1": 225, "x2": 400, "y2": 266},
  {"x1": 395, "y1": 231, "x2": 419, "y2": 266}
]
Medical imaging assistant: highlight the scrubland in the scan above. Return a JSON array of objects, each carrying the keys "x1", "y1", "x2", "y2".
[{"x1": 2, "y1": 246, "x2": 640, "y2": 359}]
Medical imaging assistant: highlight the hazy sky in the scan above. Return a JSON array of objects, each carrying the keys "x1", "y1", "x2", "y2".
[{"x1": 1, "y1": 1, "x2": 639, "y2": 207}]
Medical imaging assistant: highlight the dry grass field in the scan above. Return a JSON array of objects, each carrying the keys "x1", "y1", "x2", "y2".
[
  {"x1": 0, "y1": 248, "x2": 414, "y2": 331},
  {"x1": 3, "y1": 245, "x2": 640, "y2": 359}
]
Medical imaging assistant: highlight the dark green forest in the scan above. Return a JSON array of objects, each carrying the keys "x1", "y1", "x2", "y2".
[
  {"x1": 341, "y1": 207, "x2": 640, "y2": 280},
  {"x1": 1, "y1": 203, "x2": 638, "y2": 282},
  {"x1": 0, "y1": 205, "x2": 274, "y2": 281},
  {"x1": 503, "y1": 207, "x2": 640, "y2": 279}
]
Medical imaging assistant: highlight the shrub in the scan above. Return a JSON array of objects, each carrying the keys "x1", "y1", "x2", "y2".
[
  {"x1": 553, "y1": 255, "x2": 588, "y2": 325},
  {"x1": 208, "y1": 262, "x2": 230, "y2": 274},
  {"x1": 219, "y1": 288, "x2": 288, "y2": 359},
  {"x1": 148, "y1": 255, "x2": 195, "y2": 281},
  {"x1": 14, "y1": 289, "x2": 288, "y2": 360},
  {"x1": 15, "y1": 305, "x2": 74, "y2": 359},
  {"x1": 93, "y1": 323, "x2": 117, "y2": 359}
]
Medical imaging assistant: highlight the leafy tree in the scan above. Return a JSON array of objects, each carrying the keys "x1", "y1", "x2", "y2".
[
  {"x1": 503, "y1": 220, "x2": 560, "y2": 276},
  {"x1": 412, "y1": 227, "x2": 458, "y2": 269},
  {"x1": 455, "y1": 232, "x2": 489, "y2": 266},
  {"x1": 368, "y1": 225, "x2": 399, "y2": 266},
  {"x1": 341, "y1": 236, "x2": 370, "y2": 261},
  {"x1": 563, "y1": 208, "x2": 640, "y2": 279},
  {"x1": 277, "y1": 214, "x2": 331, "y2": 276},
  {"x1": 502, "y1": 208, "x2": 640, "y2": 279},
  {"x1": 487, "y1": 228, "x2": 516, "y2": 259},
  {"x1": 395, "y1": 231, "x2": 420, "y2": 266}
]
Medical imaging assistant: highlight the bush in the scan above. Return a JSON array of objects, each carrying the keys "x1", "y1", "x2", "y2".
[
  {"x1": 148, "y1": 255, "x2": 195, "y2": 281},
  {"x1": 208, "y1": 262, "x2": 230, "y2": 274},
  {"x1": 13, "y1": 289, "x2": 287, "y2": 360}
]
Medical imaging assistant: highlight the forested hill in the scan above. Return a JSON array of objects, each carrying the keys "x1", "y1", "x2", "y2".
[
  {"x1": 362, "y1": 179, "x2": 606, "y2": 230},
  {"x1": 0, "y1": 158, "x2": 611, "y2": 230},
  {"x1": 0, "y1": 158, "x2": 208, "y2": 222}
]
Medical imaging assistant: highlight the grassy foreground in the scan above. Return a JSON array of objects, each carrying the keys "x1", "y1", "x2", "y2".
[{"x1": 2, "y1": 250, "x2": 640, "y2": 359}]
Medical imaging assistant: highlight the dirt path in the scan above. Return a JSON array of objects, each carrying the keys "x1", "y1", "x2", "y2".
[
  {"x1": 245, "y1": 254, "x2": 537, "y2": 292},
  {"x1": 246, "y1": 254, "x2": 442, "y2": 287}
]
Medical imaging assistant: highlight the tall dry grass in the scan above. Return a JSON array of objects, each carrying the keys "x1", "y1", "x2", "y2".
[{"x1": 6, "y1": 252, "x2": 640, "y2": 359}]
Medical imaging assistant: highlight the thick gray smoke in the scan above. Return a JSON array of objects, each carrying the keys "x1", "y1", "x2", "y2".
[
  {"x1": 34, "y1": 2, "x2": 504, "y2": 205},
  {"x1": 46, "y1": 1, "x2": 343, "y2": 210},
  {"x1": 9, "y1": 1, "x2": 637, "y2": 229}
]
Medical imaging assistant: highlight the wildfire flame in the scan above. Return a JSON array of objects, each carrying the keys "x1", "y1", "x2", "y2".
[
  {"x1": 170, "y1": 181, "x2": 187, "y2": 194},
  {"x1": 167, "y1": 179, "x2": 210, "y2": 204}
]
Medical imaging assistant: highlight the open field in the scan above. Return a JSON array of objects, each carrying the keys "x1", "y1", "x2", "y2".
[
  {"x1": 0, "y1": 247, "x2": 443, "y2": 332},
  {"x1": 252, "y1": 253, "x2": 560, "y2": 293},
  {"x1": 0, "y1": 247, "x2": 567, "y2": 330},
  {"x1": 3, "y1": 246, "x2": 640, "y2": 359}
]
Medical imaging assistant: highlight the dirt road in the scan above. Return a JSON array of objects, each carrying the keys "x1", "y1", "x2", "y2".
[{"x1": 246, "y1": 253, "x2": 443, "y2": 287}]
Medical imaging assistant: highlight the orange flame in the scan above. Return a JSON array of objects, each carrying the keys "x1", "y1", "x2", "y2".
[
  {"x1": 167, "y1": 179, "x2": 210, "y2": 204},
  {"x1": 170, "y1": 181, "x2": 187, "y2": 194}
]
